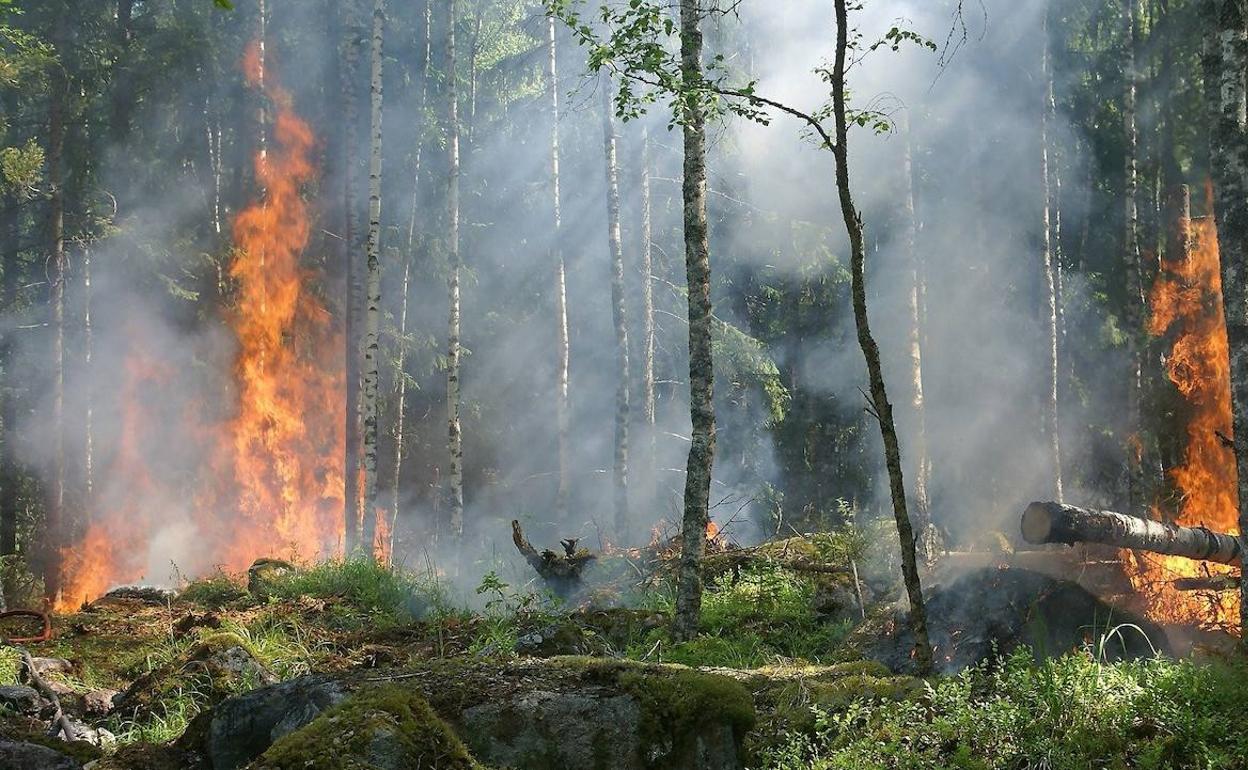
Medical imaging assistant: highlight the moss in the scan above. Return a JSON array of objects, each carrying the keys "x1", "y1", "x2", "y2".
[
  {"x1": 87, "y1": 743, "x2": 195, "y2": 770},
  {"x1": 0, "y1": 715, "x2": 103, "y2": 764},
  {"x1": 253, "y1": 684, "x2": 483, "y2": 770},
  {"x1": 0, "y1": 645, "x2": 21, "y2": 683}
]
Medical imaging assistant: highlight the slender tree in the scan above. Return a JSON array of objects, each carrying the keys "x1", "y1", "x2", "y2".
[
  {"x1": 832, "y1": 0, "x2": 932, "y2": 672},
  {"x1": 447, "y1": 0, "x2": 465, "y2": 538},
  {"x1": 549, "y1": 14, "x2": 571, "y2": 521},
  {"x1": 341, "y1": 0, "x2": 364, "y2": 554},
  {"x1": 359, "y1": 0, "x2": 385, "y2": 558},
  {"x1": 601, "y1": 76, "x2": 631, "y2": 540},
  {"x1": 45, "y1": 22, "x2": 67, "y2": 601},
  {"x1": 671, "y1": 0, "x2": 715, "y2": 643},
  {"x1": 1041, "y1": 12, "x2": 1063, "y2": 502},
  {"x1": 392, "y1": 0, "x2": 433, "y2": 545},
  {"x1": 900, "y1": 113, "x2": 935, "y2": 557},
  {"x1": 1123, "y1": 0, "x2": 1145, "y2": 509},
  {"x1": 639, "y1": 127, "x2": 657, "y2": 509}
]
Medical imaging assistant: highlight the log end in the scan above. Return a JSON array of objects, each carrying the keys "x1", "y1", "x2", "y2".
[{"x1": 1020, "y1": 501, "x2": 1057, "y2": 545}]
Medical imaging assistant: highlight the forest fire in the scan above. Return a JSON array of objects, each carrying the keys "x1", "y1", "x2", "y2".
[
  {"x1": 1132, "y1": 208, "x2": 1240, "y2": 631},
  {"x1": 56, "y1": 44, "x2": 344, "y2": 609}
]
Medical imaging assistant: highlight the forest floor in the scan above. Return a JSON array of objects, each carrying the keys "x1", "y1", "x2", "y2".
[{"x1": 2, "y1": 551, "x2": 1248, "y2": 769}]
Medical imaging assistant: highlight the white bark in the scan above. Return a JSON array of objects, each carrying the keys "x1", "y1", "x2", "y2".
[
  {"x1": 447, "y1": 0, "x2": 465, "y2": 538},
  {"x1": 602, "y1": 77, "x2": 631, "y2": 540},
  {"x1": 549, "y1": 16, "x2": 571, "y2": 520},
  {"x1": 360, "y1": 0, "x2": 385, "y2": 558}
]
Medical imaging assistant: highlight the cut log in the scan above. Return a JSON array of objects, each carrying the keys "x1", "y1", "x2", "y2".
[{"x1": 1021, "y1": 501, "x2": 1244, "y2": 566}]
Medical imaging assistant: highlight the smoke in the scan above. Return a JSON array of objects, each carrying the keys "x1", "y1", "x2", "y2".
[{"x1": 9, "y1": 0, "x2": 1134, "y2": 604}]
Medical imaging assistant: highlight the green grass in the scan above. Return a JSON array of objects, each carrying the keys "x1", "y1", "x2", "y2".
[
  {"x1": 263, "y1": 559, "x2": 446, "y2": 627},
  {"x1": 179, "y1": 571, "x2": 250, "y2": 608},
  {"x1": 760, "y1": 647, "x2": 1248, "y2": 770},
  {"x1": 629, "y1": 564, "x2": 853, "y2": 668}
]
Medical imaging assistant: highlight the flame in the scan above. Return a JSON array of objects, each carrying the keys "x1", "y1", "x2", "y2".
[
  {"x1": 1131, "y1": 202, "x2": 1240, "y2": 632},
  {"x1": 706, "y1": 520, "x2": 720, "y2": 541},
  {"x1": 57, "y1": 43, "x2": 344, "y2": 609}
]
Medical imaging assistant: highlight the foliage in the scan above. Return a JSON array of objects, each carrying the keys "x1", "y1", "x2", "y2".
[
  {"x1": 178, "y1": 571, "x2": 249, "y2": 608},
  {"x1": 262, "y1": 559, "x2": 444, "y2": 627},
  {"x1": 760, "y1": 648, "x2": 1248, "y2": 770}
]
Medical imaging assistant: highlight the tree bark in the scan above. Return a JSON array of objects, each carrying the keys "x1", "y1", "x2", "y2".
[
  {"x1": 832, "y1": 0, "x2": 932, "y2": 673},
  {"x1": 83, "y1": 245, "x2": 93, "y2": 508},
  {"x1": 548, "y1": 15, "x2": 571, "y2": 521},
  {"x1": 359, "y1": 0, "x2": 385, "y2": 559},
  {"x1": 1204, "y1": 0, "x2": 1248, "y2": 639},
  {"x1": 1021, "y1": 501, "x2": 1245, "y2": 564},
  {"x1": 447, "y1": 0, "x2": 465, "y2": 539},
  {"x1": 340, "y1": 0, "x2": 364, "y2": 554},
  {"x1": 671, "y1": 0, "x2": 716, "y2": 643},
  {"x1": 391, "y1": 0, "x2": 433, "y2": 551},
  {"x1": 900, "y1": 113, "x2": 935, "y2": 558},
  {"x1": 45, "y1": 36, "x2": 67, "y2": 602},
  {"x1": 1041, "y1": 15, "x2": 1064, "y2": 502},
  {"x1": 640, "y1": 128, "x2": 657, "y2": 510},
  {"x1": 601, "y1": 77, "x2": 631, "y2": 541},
  {"x1": 1124, "y1": 0, "x2": 1147, "y2": 510}
]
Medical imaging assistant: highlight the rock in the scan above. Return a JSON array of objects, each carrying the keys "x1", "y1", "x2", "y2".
[
  {"x1": 250, "y1": 685, "x2": 477, "y2": 770},
  {"x1": 0, "y1": 684, "x2": 46, "y2": 715},
  {"x1": 858, "y1": 567, "x2": 1170, "y2": 673},
  {"x1": 113, "y1": 632, "x2": 277, "y2": 724},
  {"x1": 0, "y1": 739, "x2": 84, "y2": 770},
  {"x1": 188, "y1": 675, "x2": 348, "y2": 770},
  {"x1": 81, "y1": 688, "x2": 120, "y2": 717},
  {"x1": 66, "y1": 721, "x2": 115, "y2": 748},
  {"x1": 514, "y1": 623, "x2": 591, "y2": 657},
  {"x1": 28, "y1": 657, "x2": 74, "y2": 677}
]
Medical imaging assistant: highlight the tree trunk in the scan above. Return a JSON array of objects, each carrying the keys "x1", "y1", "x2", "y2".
[
  {"x1": 1021, "y1": 501, "x2": 1245, "y2": 564},
  {"x1": 601, "y1": 77, "x2": 631, "y2": 541},
  {"x1": 0, "y1": 193, "x2": 19, "y2": 605},
  {"x1": 548, "y1": 15, "x2": 571, "y2": 521},
  {"x1": 671, "y1": 0, "x2": 716, "y2": 644},
  {"x1": 447, "y1": 0, "x2": 465, "y2": 539},
  {"x1": 1204, "y1": 0, "x2": 1248, "y2": 639},
  {"x1": 900, "y1": 113, "x2": 935, "y2": 558},
  {"x1": 83, "y1": 245, "x2": 93, "y2": 508},
  {"x1": 359, "y1": 0, "x2": 385, "y2": 559},
  {"x1": 1041, "y1": 15, "x2": 1064, "y2": 502},
  {"x1": 1124, "y1": 0, "x2": 1146, "y2": 510},
  {"x1": 341, "y1": 0, "x2": 364, "y2": 554},
  {"x1": 391, "y1": 0, "x2": 433, "y2": 550},
  {"x1": 640, "y1": 127, "x2": 657, "y2": 510},
  {"x1": 832, "y1": 0, "x2": 932, "y2": 673},
  {"x1": 46, "y1": 39, "x2": 67, "y2": 602}
]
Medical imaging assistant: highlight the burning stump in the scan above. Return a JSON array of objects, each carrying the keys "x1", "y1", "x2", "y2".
[{"x1": 510, "y1": 520, "x2": 596, "y2": 597}]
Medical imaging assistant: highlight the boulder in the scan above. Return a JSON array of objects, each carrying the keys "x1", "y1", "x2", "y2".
[
  {"x1": 0, "y1": 684, "x2": 47, "y2": 716},
  {"x1": 249, "y1": 685, "x2": 477, "y2": 770},
  {"x1": 188, "y1": 674, "x2": 349, "y2": 770},
  {"x1": 28, "y1": 657, "x2": 74, "y2": 677},
  {"x1": 0, "y1": 739, "x2": 84, "y2": 770}
]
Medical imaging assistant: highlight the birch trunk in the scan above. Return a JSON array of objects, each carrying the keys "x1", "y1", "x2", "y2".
[
  {"x1": 900, "y1": 114, "x2": 935, "y2": 558},
  {"x1": 1123, "y1": 0, "x2": 1146, "y2": 509},
  {"x1": 640, "y1": 128, "x2": 657, "y2": 509},
  {"x1": 83, "y1": 245, "x2": 93, "y2": 507},
  {"x1": 672, "y1": 0, "x2": 716, "y2": 643},
  {"x1": 601, "y1": 78, "x2": 631, "y2": 541},
  {"x1": 832, "y1": 0, "x2": 932, "y2": 672},
  {"x1": 391, "y1": 0, "x2": 433, "y2": 546},
  {"x1": 1204, "y1": 0, "x2": 1248, "y2": 640},
  {"x1": 341, "y1": 0, "x2": 364, "y2": 554},
  {"x1": 548, "y1": 15, "x2": 571, "y2": 520},
  {"x1": 447, "y1": 0, "x2": 465, "y2": 538},
  {"x1": 359, "y1": 0, "x2": 385, "y2": 559},
  {"x1": 1041, "y1": 17, "x2": 1064, "y2": 502}
]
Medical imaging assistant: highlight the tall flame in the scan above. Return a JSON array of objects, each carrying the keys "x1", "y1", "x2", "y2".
[
  {"x1": 57, "y1": 43, "x2": 344, "y2": 609},
  {"x1": 1132, "y1": 203, "x2": 1240, "y2": 632}
]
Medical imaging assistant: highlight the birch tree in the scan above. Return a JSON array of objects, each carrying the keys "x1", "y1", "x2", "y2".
[
  {"x1": 1041, "y1": 11, "x2": 1063, "y2": 502},
  {"x1": 1123, "y1": 0, "x2": 1145, "y2": 509},
  {"x1": 601, "y1": 76, "x2": 631, "y2": 541},
  {"x1": 340, "y1": 0, "x2": 364, "y2": 554},
  {"x1": 549, "y1": 14, "x2": 571, "y2": 521},
  {"x1": 447, "y1": 0, "x2": 466, "y2": 538},
  {"x1": 359, "y1": 0, "x2": 384, "y2": 558}
]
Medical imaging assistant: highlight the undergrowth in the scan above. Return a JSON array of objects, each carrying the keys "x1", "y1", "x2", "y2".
[{"x1": 759, "y1": 647, "x2": 1248, "y2": 770}]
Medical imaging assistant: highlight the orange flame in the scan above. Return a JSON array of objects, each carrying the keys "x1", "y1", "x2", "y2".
[
  {"x1": 706, "y1": 520, "x2": 720, "y2": 541},
  {"x1": 1132, "y1": 203, "x2": 1240, "y2": 632},
  {"x1": 57, "y1": 43, "x2": 344, "y2": 609}
]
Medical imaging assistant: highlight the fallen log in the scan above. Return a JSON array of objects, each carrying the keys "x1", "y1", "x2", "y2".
[
  {"x1": 1021, "y1": 501, "x2": 1245, "y2": 566},
  {"x1": 1173, "y1": 574, "x2": 1241, "y2": 592}
]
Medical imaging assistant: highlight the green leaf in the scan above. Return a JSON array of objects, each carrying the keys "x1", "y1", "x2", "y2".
[{"x1": 213, "y1": 0, "x2": 234, "y2": 9}]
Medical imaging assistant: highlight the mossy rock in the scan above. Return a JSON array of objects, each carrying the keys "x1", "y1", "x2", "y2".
[
  {"x1": 84, "y1": 743, "x2": 197, "y2": 770},
  {"x1": 247, "y1": 559, "x2": 297, "y2": 596},
  {"x1": 0, "y1": 714, "x2": 102, "y2": 765},
  {"x1": 250, "y1": 685, "x2": 483, "y2": 770},
  {"x1": 113, "y1": 631, "x2": 276, "y2": 723}
]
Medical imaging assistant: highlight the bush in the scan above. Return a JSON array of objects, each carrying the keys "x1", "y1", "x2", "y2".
[
  {"x1": 760, "y1": 648, "x2": 1248, "y2": 770},
  {"x1": 264, "y1": 559, "x2": 443, "y2": 625}
]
